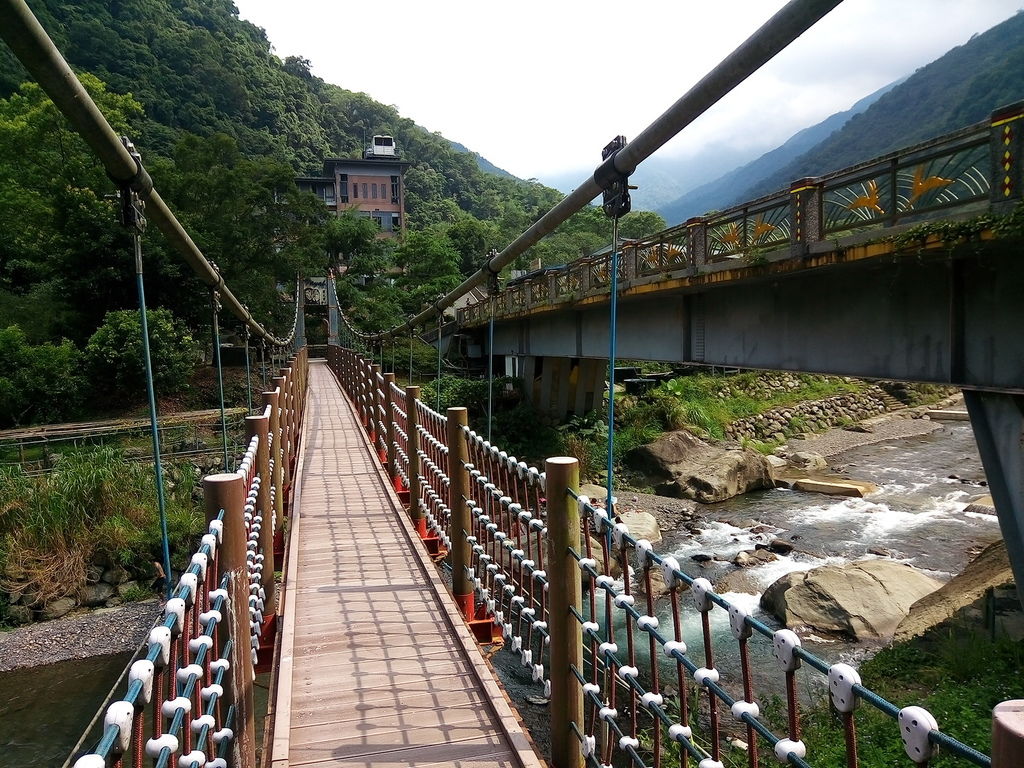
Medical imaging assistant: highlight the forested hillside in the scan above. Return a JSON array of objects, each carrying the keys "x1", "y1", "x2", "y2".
[
  {"x1": 657, "y1": 81, "x2": 898, "y2": 223},
  {"x1": 0, "y1": 0, "x2": 667, "y2": 427},
  {"x1": 730, "y1": 10, "x2": 1024, "y2": 203}
]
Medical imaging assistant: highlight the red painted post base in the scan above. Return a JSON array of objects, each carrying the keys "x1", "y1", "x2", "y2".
[
  {"x1": 468, "y1": 618, "x2": 501, "y2": 643},
  {"x1": 392, "y1": 477, "x2": 406, "y2": 495},
  {"x1": 454, "y1": 591, "x2": 474, "y2": 618},
  {"x1": 422, "y1": 536, "x2": 442, "y2": 556},
  {"x1": 397, "y1": 489, "x2": 410, "y2": 504},
  {"x1": 254, "y1": 614, "x2": 278, "y2": 674},
  {"x1": 414, "y1": 518, "x2": 428, "y2": 538},
  {"x1": 377, "y1": 449, "x2": 388, "y2": 464}
]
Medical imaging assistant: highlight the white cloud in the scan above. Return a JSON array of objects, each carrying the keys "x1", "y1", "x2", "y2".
[{"x1": 233, "y1": 0, "x2": 1022, "y2": 183}]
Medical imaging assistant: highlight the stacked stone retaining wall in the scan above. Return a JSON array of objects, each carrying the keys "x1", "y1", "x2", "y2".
[{"x1": 724, "y1": 387, "x2": 888, "y2": 442}]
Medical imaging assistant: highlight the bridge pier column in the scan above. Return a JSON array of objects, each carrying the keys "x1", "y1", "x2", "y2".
[
  {"x1": 522, "y1": 356, "x2": 606, "y2": 420},
  {"x1": 964, "y1": 391, "x2": 1024, "y2": 608}
]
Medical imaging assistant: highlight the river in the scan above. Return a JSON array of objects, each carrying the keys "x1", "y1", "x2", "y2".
[{"x1": 493, "y1": 420, "x2": 1003, "y2": 730}]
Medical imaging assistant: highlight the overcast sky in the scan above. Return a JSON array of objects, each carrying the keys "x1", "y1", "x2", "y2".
[{"x1": 233, "y1": 1, "x2": 1022, "y2": 184}]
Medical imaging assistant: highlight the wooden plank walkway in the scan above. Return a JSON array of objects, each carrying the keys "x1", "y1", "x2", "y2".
[{"x1": 270, "y1": 361, "x2": 542, "y2": 768}]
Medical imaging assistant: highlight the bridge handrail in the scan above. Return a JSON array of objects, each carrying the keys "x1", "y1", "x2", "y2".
[
  {"x1": 70, "y1": 349, "x2": 308, "y2": 768},
  {"x1": 457, "y1": 104, "x2": 1022, "y2": 326},
  {"x1": 327, "y1": 343, "x2": 1009, "y2": 768}
]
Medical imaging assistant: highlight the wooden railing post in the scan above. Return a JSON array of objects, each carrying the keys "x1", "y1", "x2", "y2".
[
  {"x1": 384, "y1": 373, "x2": 399, "y2": 491},
  {"x1": 203, "y1": 472, "x2": 256, "y2": 768},
  {"x1": 406, "y1": 386, "x2": 424, "y2": 536},
  {"x1": 272, "y1": 375, "x2": 290, "y2": 491},
  {"x1": 370, "y1": 364, "x2": 382, "y2": 456},
  {"x1": 993, "y1": 700, "x2": 1024, "y2": 767},
  {"x1": 245, "y1": 410, "x2": 275, "y2": 617},
  {"x1": 546, "y1": 456, "x2": 583, "y2": 768},
  {"x1": 262, "y1": 388, "x2": 285, "y2": 544},
  {"x1": 446, "y1": 407, "x2": 472, "y2": 618}
]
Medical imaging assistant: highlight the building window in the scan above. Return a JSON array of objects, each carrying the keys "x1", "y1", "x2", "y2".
[
  {"x1": 392, "y1": 215, "x2": 400, "y2": 230},
  {"x1": 353, "y1": 182, "x2": 359, "y2": 199},
  {"x1": 339, "y1": 180, "x2": 348, "y2": 203},
  {"x1": 391, "y1": 175, "x2": 400, "y2": 204},
  {"x1": 361, "y1": 183, "x2": 368, "y2": 198},
  {"x1": 371, "y1": 183, "x2": 377, "y2": 199}
]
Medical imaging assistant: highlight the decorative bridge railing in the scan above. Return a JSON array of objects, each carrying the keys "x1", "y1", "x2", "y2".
[
  {"x1": 457, "y1": 101, "x2": 1023, "y2": 326},
  {"x1": 328, "y1": 344, "x2": 1018, "y2": 768},
  {"x1": 70, "y1": 350, "x2": 307, "y2": 768}
]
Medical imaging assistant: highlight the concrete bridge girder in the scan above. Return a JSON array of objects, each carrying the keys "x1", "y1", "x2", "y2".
[{"x1": 489, "y1": 245, "x2": 1024, "y2": 393}]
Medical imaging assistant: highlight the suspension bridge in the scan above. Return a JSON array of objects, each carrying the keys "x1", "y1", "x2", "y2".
[{"x1": 1, "y1": 0, "x2": 1023, "y2": 766}]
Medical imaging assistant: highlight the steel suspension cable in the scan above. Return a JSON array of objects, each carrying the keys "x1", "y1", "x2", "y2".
[
  {"x1": 350, "y1": 0, "x2": 843, "y2": 342},
  {"x1": 129, "y1": 210, "x2": 173, "y2": 599}
]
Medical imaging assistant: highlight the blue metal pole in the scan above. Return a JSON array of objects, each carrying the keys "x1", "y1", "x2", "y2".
[
  {"x1": 132, "y1": 232, "x2": 173, "y2": 598},
  {"x1": 436, "y1": 314, "x2": 443, "y2": 412},
  {"x1": 487, "y1": 297, "x2": 495, "y2": 442},
  {"x1": 243, "y1": 329, "x2": 252, "y2": 415},
  {"x1": 211, "y1": 293, "x2": 229, "y2": 470},
  {"x1": 605, "y1": 219, "x2": 620, "y2": 513}
]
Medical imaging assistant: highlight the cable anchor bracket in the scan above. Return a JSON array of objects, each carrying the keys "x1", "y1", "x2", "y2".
[
  {"x1": 117, "y1": 137, "x2": 148, "y2": 233},
  {"x1": 594, "y1": 135, "x2": 633, "y2": 220}
]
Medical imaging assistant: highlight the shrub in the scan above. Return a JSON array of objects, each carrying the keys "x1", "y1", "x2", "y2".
[
  {"x1": 0, "y1": 326, "x2": 86, "y2": 427},
  {"x1": 85, "y1": 309, "x2": 200, "y2": 400}
]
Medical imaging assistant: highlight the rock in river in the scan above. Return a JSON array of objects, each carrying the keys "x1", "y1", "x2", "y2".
[
  {"x1": 625, "y1": 430, "x2": 771, "y2": 503},
  {"x1": 760, "y1": 559, "x2": 941, "y2": 641}
]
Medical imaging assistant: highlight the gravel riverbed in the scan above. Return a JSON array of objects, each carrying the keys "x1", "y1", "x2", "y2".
[{"x1": 0, "y1": 600, "x2": 161, "y2": 671}]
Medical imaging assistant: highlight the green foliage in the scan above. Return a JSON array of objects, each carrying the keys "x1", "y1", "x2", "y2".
[
  {"x1": 0, "y1": 449, "x2": 202, "y2": 606},
  {"x1": 791, "y1": 629, "x2": 1023, "y2": 767},
  {"x1": 393, "y1": 230, "x2": 463, "y2": 314},
  {"x1": 85, "y1": 309, "x2": 200, "y2": 399},
  {"x1": 154, "y1": 132, "x2": 328, "y2": 327},
  {"x1": 0, "y1": 326, "x2": 86, "y2": 427},
  {"x1": 422, "y1": 374, "x2": 521, "y2": 418}
]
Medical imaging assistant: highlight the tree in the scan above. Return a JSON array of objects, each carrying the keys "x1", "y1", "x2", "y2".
[
  {"x1": 0, "y1": 326, "x2": 85, "y2": 427},
  {"x1": 0, "y1": 75, "x2": 154, "y2": 338},
  {"x1": 85, "y1": 308, "x2": 200, "y2": 399},
  {"x1": 619, "y1": 210, "x2": 667, "y2": 240},
  {"x1": 325, "y1": 210, "x2": 391, "y2": 281},
  {"x1": 393, "y1": 230, "x2": 462, "y2": 315},
  {"x1": 446, "y1": 215, "x2": 500, "y2": 276},
  {"x1": 156, "y1": 132, "x2": 329, "y2": 331}
]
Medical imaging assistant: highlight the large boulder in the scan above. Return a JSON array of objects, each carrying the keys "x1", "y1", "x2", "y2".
[
  {"x1": 626, "y1": 430, "x2": 771, "y2": 503},
  {"x1": 760, "y1": 560, "x2": 942, "y2": 641},
  {"x1": 80, "y1": 582, "x2": 116, "y2": 607},
  {"x1": 894, "y1": 540, "x2": 1012, "y2": 642},
  {"x1": 40, "y1": 596, "x2": 77, "y2": 621}
]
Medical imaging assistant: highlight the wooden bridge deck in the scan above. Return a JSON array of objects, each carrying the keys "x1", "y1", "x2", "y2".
[{"x1": 270, "y1": 361, "x2": 541, "y2": 768}]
